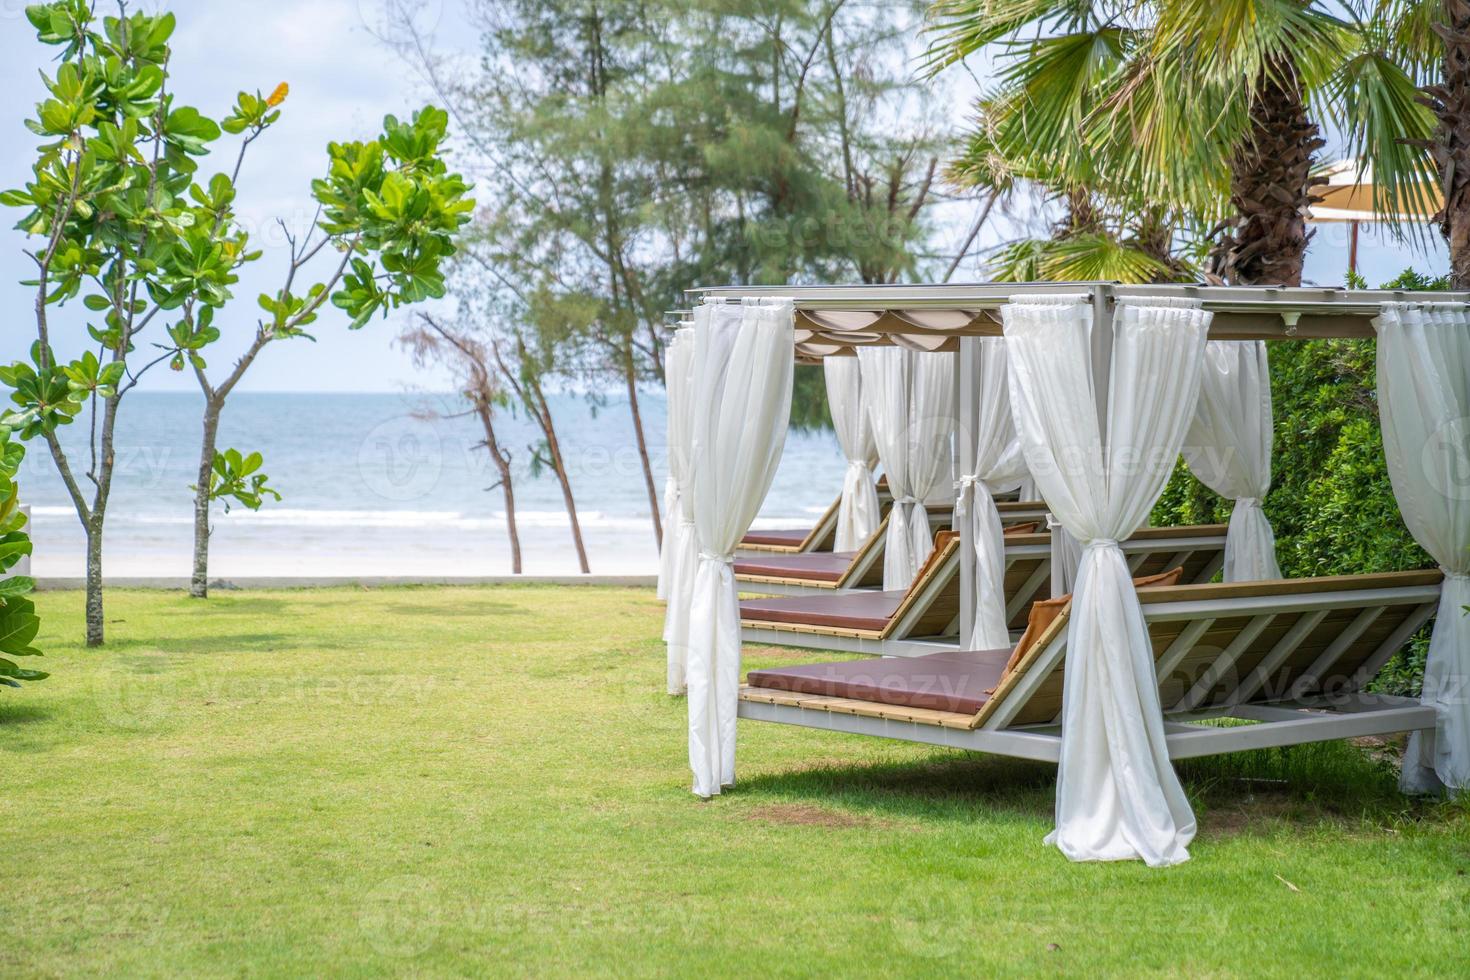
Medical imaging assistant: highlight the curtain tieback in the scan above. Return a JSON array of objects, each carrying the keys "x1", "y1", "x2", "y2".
[
  {"x1": 699, "y1": 551, "x2": 734, "y2": 565},
  {"x1": 894, "y1": 495, "x2": 919, "y2": 506},
  {"x1": 1235, "y1": 496, "x2": 1263, "y2": 508},
  {"x1": 1441, "y1": 566, "x2": 1470, "y2": 583},
  {"x1": 1084, "y1": 538, "x2": 1120, "y2": 551},
  {"x1": 954, "y1": 475, "x2": 982, "y2": 515},
  {"x1": 679, "y1": 519, "x2": 696, "y2": 529}
]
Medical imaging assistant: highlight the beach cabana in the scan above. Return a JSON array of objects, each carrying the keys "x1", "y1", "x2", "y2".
[{"x1": 666, "y1": 283, "x2": 1470, "y2": 866}]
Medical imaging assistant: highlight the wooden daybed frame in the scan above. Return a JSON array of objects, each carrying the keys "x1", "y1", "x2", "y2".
[
  {"x1": 739, "y1": 571, "x2": 1443, "y2": 761},
  {"x1": 736, "y1": 481, "x2": 899, "y2": 556},
  {"x1": 740, "y1": 523, "x2": 1229, "y2": 658},
  {"x1": 735, "y1": 499, "x2": 1050, "y2": 597}
]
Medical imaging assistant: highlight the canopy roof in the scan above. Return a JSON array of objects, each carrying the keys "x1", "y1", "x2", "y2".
[
  {"x1": 1309, "y1": 159, "x2": 1441, "y2": 223},
  {"x1": 687, "y1": 282, "x2": 1470, "y2": 359}
]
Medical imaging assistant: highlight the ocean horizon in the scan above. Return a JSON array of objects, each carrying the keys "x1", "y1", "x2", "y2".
[{"x1": 23, "y1": 390, "x2": 845, "y2": 578}]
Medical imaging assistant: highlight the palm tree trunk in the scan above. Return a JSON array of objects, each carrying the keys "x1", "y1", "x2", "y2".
[
  {"x1": 1430, "y1": 0, "x2": 1470, "y2": 286},
  {"x1": 1214, "y1": 57, "x2": 1326, "y2": 286}
]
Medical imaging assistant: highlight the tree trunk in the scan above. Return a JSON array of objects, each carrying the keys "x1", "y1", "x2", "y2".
[
  {"x1": 473, "y1": 398, "x2": 522, "y2": 574},
  {"x1": 1429, "y1": 0, "x2": 1470, "y2": 286},
  {"x1": 623, "y1": 347, "x2": 662, "y2": 550},
  {"x1": 533, "y1": 390, "x2": 589, "y2": 574},
  {"x1": 85, "y1": 516, "x2": 104, "y2": 647},
  {"x1": 1213, "y1": 57, "x2": 1326, "y2": 286},
  {"x1": 191, "y1": 400, "x2": 222, "y2": 598}
]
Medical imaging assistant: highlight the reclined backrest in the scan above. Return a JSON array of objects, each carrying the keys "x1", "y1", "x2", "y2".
[{"x1": 969, "y1": 570, "x2": 1445, "y2": 731}]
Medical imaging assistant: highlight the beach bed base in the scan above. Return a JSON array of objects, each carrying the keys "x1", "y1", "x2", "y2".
[{"x1": 738, "y1": 688, "x2": 1435, "y2": 763}]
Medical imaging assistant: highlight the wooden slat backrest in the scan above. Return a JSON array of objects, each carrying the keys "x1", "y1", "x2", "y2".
[
  {"x1": 971, "y1": 570, "x2": 1444, "y2": 730},
  {"x1": 832, "y1": 506, "x2": 957, "y2": 589},
  {"x1": 888, "y1": 524, "x2": 1228, "y2": 642},
  {"x1": 883, "y1": 534, "x2": 963, "y2": 638}
]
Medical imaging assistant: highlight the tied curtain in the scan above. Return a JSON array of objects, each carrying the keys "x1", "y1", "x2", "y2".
[
  {"x1": 660, "y1": 324, "x2": 697, "y2": 694},
  {"x1": 1374, "y1": 302, "x2": 1470, "y2": 796},
  {"x1": 685, "y1": 298, "x2": 794, "y2": 798},
  {"x1": 824, "y1": 357, "x2": 881, "y2": 552},
  {"x1": 1183, "y1": 341, "x2": 1282, "y2": 581},
  {"x1": 858, "y1": 347, "x2": 956, "y2": 590},
  {"x1": 956, "y1": 338, "x2": 1028, "y2": 649},
  {"x1": 1004, "y1": 294, "x2": 1210, "y2": 866}
]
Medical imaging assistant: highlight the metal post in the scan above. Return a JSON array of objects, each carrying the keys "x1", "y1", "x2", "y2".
[{"x1": 956, "y1": 337, "x2": 976, "y2": 647}]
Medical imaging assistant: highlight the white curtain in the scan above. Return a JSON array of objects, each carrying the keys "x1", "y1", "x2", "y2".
[
  {"x1": 657, "y1": 326, "x2": 693, "y2": 601},
  {"x1": 685, "y1": 298, "x2": 794, "y2": 798},
  {"x1": 1049, "y1": 520, "x2": 1084, "y2": 595},
  {"x1": 1374, "y1": 302, "x2": 1470, "y2": 796},
  {"x1": 657, "y1": 474, "x2": 678, "y2": 599},
  {"x1": 956, "y1": 338, "x2": 1028, "y2": 649},
  {"x1": 825, "y1": 356, "x2": 881, "y2": 551},
  {"x1": 1005, "y1": 294, "x2": 1210, "y2": 867},
  {"x1": 1183, "y1": 341, "x2": 1281, "y2": 581},
  {"x1": 661, "y1": 325, "x2": 698, "y2": 694},
  {"x1": 858, "y1": 347, "x2": 956, "y2": 589}
]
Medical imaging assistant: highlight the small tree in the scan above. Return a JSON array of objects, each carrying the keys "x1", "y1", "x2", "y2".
[
  {"x1": 4, "y1": 3, "x2": 214, "y2": 645},
  {"x1": 182, "y1": 91, "x2": 472, "y2": 597},
  {"x1": 2, "y1": 2, "x2": 472, "y2": 641},
  {"x1": 401, "y1": 313, "x2": 524, "y2": 573}
]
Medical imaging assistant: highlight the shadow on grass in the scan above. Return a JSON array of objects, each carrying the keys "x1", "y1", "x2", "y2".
[
  {"x1": 735, "y1": 739, "x2": 1439, "y2": 836},
  {"x1": 380, "y1": 601, "x2": 527, "y2": 619},
  {"x1": 735, "y1": 753, "x2": 1057, "y2": 824},
  {"x1": 184, "y1": 596, "x2": 295, "y2": 615},
  {"x1": 0, "y1": 701, "x2": 52, "y2": 726},
  {"x1": 100, "y1": 634, "x2": 295, "y2": 655}
]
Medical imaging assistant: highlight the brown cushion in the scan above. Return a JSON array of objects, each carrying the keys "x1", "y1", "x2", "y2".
[
  {"x1": 740, "y1": 590, "x2": 908, "y2": 632},
  {"x1": 1003, "y1": 521, "x2": 1041, "y2": 535},
  {"x1": 996, "y1": 565, "x2": 1187, "y2": 681},
  {"x1": 740, "y1": 527, "x2": 811, "y2": 547},
  {"x1": 735, "y1": 551, "x2": 857, "y2": 583},
  {"x1": 907, "y1": 530, "x2": 957, "y2": 585},
  {"x1": 747, "y1": 648, "x2": 1013, "y2": 715}
]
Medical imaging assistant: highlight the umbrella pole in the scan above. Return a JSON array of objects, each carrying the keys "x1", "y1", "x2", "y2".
[{"x1": 1348, "y1": 220, "x2": 1359, "y2": 281}]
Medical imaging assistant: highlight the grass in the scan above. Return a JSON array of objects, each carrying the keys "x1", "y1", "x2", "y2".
[{"x1": 3, "y1": 585, "x2": 1468, "y2": 977}]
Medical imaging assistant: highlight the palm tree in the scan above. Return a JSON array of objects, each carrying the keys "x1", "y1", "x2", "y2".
[
  {"x1": 1361, "y1": 0, "x2": 1470, "y2": 283},
  {"x1": 927, "y1": 0, "x2": 1438, "y2": 286},
  {"x1": 940, "y1": 37, "x2": 1201, "y2": 282}
]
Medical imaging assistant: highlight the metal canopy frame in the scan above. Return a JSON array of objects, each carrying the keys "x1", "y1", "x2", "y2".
[
  {"x1": 690, "y1": 280, "x2": 1465, "y2": 645},
  {"x1": 688, "y1": 282, "x2": 1470, "y2": 352}
]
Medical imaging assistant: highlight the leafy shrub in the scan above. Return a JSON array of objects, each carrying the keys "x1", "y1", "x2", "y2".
[
  {"x1": 0, "y1": 424, "x2": 43, "y2": 688},
  {"x1": 1153, "y1": 269, "x2": 1449, "y2": 695}
]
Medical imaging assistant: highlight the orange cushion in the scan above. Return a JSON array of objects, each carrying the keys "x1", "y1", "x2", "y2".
[
  {"x1": 996, "y1": 565, "x2": 1186, "y2": 682},
  {"x1": 1003, "y1": 521, "x2": 1041, "y2": 535},
  {"x1": 908, "y1": 530, "x2": 958, "y2": 587}
]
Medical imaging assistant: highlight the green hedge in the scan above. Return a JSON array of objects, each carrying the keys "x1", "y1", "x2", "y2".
[{"x1": 1151, "y1": 270, "x2": 1449, "y2": 695}]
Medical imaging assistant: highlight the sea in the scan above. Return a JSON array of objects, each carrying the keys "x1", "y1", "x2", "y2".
[{"x1": 21, "y1": 391, "x2": 844, "y2": 577}]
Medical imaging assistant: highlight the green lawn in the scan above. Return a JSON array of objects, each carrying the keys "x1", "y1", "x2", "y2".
[{"x1": 3, "y1": 585, "x2": 1467, "y2": 977}]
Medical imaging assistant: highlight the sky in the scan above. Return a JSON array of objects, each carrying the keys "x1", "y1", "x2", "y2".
[{"x1": 0, "y1": 1, "x2": 1451, "y2": 394}]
